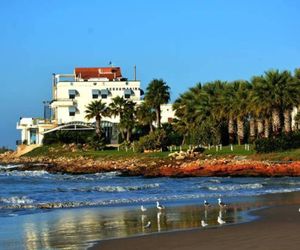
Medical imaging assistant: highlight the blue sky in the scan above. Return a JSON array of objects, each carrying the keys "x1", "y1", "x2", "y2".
[{"x1": 0, "y1": 0, "x2": 299, "y2": 149}]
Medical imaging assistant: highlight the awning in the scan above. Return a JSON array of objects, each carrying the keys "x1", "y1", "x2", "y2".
[
  {"x1": 92, "y1": 89, "x2": 99, "y2": 95},
  {"x1": 68, "y1": 106, "x2": 77, "y2": 113},
  {"x1": 101, "y1": 89, "x2": 109, "y2": 95},
  {"x1": 124, "y1": 89, "x2": 132, "y2": 95},
  {"x1": 68, "y1": 89, "x2": 77, "y2": 95}
]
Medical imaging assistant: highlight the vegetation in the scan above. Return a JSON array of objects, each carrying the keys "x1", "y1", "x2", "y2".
[
  {"x1": 173, "y1": 69, "x2": 300, "y2": 149},
  {"x1": 43, "y1": 130, "x2": 94, "y2": 145},
  {"x1": 85, "y1": 100, "x2": 108, "y2": 136},
  {"x1": 144, "y1": 79, "x2": 170, "y2": 128},
  {"x1": 23, "y1": 143, "x2": 300, "y2": 162},
  {"x1": 135, "y1": 129, "x2": 168, "y2": 153},
  {"x1": 255, "y1": 132, "x2": 300, "y2": 153}
]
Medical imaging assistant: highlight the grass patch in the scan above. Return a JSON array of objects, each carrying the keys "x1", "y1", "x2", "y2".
[
  {"x1": 23, "y1": 144, "x2": 300, "y2": 161},
  {"x1": 250, "y1": 148, "x2": 300, "y2": 161},
  {"x1": 23, "y1": 144, "x2": 170, "y2": 160}
]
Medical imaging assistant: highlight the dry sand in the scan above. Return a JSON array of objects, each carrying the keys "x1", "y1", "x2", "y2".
[{"x1": 90, "y1": 204, "x2": 300, "y2": 250}]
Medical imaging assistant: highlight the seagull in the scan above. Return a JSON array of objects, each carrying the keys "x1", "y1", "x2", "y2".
[
  {"x1": 144, "y1": 221, "x2": 151, "y2": 228},
  {"x1": 218, "y1": 198, "x2": 227, "y2": 208},
  {"x1": 204, "y1": 200, "x2": 210, "y2": 208},
  {"x1": 201, "y1": 220, "x2": 208, "y2": 227},
  {"x1": 141, "y1": 205, "x2": 147, "y2": 212},
  {"x1": 217, "y1": 216, "x2": 226, "y2": 225},
  {"x1": 156, "y1": 201, "x2": 165, "y2": 210}
]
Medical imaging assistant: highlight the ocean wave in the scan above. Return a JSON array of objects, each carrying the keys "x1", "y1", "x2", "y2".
[
  {"x1": 207, "y1": 183, "x2": 263, "y2": 191},
  {"x1": 94, "y1": 171, "x2": 121, "y2": 178},
  {"x1": 61, "y1": 183, "x2": 161, "y2": 193},
  {"x1": 263, "y1": 181, "x2": 300, "y2": 187},
  {"x1": 0, "y1": 164, "x2": 22, "y2": 170},
  {"x1": 207, "y1": 179, "x2": 221, "y2": 183},
  {"x1": 55, "y1": 171, "x2": 121, "y2": 181},
  {"x1": 2, "y1": 170, "x2": 49, "y2": 177},
  {"x1": 0, "y1": 196, "x2": 34, "y2": 205}
]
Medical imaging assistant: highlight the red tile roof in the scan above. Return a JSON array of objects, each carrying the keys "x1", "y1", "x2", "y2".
[{"x1": 74, "y1": 67, "x2": 122, "y2": 80}]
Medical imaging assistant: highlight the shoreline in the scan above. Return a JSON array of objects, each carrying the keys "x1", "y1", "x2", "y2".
[
  {"x1": 89, "y1": 202, "x2": 300, "y2": 250},
  {"x1": 2, "y1": 155, "x2": 300, "y2": 177}
]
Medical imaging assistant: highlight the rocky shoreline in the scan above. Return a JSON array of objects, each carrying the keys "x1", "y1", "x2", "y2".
[{"x1": 1, "y1": 151, "x2": 300, "y2": 177}]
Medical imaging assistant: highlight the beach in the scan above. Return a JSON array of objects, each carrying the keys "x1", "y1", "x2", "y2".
[
  {"x1": 1, "y1": 164, "x2": 300, "y2": 249},
  {"x1": 90, "y1": 203, "x2": 300, "y2": 250}
]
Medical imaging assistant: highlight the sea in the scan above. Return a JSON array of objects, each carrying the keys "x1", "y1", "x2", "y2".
[{"x1": 1, "y1": 164, "x2": 300, "y2": 249}]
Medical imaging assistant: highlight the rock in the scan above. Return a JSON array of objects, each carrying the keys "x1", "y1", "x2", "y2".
[
  {"x1": 234, "y1": 156, "x2": 248, "y2": 161},
  {"x1": 175, "y1": 155, "x2": 185, "y2": 160}
]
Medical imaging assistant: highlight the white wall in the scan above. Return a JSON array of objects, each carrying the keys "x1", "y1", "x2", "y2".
[
  {"x1": 160, "y1": 104, "x2": 176, "y2": 124},
  {"x1": 52, "y1": 80, "x2": 141, "y2": 124}
]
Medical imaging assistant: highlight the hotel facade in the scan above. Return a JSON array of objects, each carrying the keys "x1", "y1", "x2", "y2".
[{"x1": 17, "y1": 67, "x2": 175, "y2": 145}]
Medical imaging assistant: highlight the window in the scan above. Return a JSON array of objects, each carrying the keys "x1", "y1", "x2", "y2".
[
  {"x1": 68, "y1": 89, "x2": 77, "y2": 99},
  {"x1": 92, "y1": 89, "x2": 99, "y2": 99},
  {"x1": 124, "y1": 89, "x2": 132, "y2": 99},
  {"x1": 69, "y1": 106, "x2": 76, "y2": 116},
  {"x1": 101, "y1": 89, "x2": 108, "y2": 99},
  {"x1": 168, "y1": 117, "x2": 173, "y2": 123}
]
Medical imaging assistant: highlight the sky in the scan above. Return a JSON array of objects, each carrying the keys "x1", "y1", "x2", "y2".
[{"x1": 0, "y1": 0, "x2": 299, "y2": 149}]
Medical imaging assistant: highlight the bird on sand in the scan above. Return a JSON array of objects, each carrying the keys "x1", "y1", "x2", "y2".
[
  {"x1": 218, "y1": 198, "x2": 227, "y2": 208},
  {"x1": 201, "y1": 220, "x2": 208, "y2": 227},
  {"x1": 204, "y1": 200, "x2": 210, "y2": 208},
  {"x1": 144, "y1": 221, "x2": 151, "y2": 228},
  {"x1": 156, "y1": 201, "x2": 165, "y2": 210},
  {"x1": 217, "y1": 216, "x2": 226, "y2": 225}
]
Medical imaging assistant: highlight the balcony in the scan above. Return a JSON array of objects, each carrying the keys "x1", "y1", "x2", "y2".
[{"x1": 51, "y1": 98, "x2": 76, "y2": 108}]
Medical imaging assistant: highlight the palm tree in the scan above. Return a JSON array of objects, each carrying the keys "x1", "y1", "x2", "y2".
[
  {"x1": 253, "y1": 70, "x2": 300, "y2": 135},
  {"x1": 232, "y1": 81, "x2": 250, "y2": 145},
  {"x1": 251, "y1": 75, "x2": 274, "y2": 138},
  {"x1": 85, "y1": 100, "x2": 108, "y2": 136},
  {"x1": 282, "y1": 69, "x2": 300, "y2": 133},
  {"x1": 109, "y1": 96, "x2": 136, "y2": 142},
  {"x1": 173, "y1": 82, "x2": 224, "y2": 146},
  {"x1": 109, "y1": 96, "x2": 127, "y2": 139},
  {"x1": 109, "y1": 96, "x2": 127, "y2": 119},
  {"x1": 145, "y1": 79, "x2": 170, "y2": 128},
  {"x1": 136, "y1": 101, "x2": 156, "y2": 132},
  {"x1": 119, "y1": 101, "x2": 136, "y2": 142}
]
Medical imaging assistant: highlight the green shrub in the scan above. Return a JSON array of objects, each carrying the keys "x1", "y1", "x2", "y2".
[
  {"x1": 43, "y1": 130, "x2": 94, "y2": 145},
  {"x1": 87, "y1": 133, "x2": 106, "y2": 150},
  {"x1": 162, "y1": 123, "x2": 183, "y2": 146},
  {"x1": 255, "y1": 132, "x2": 300, "y2": 153},
  {"x1": 135, "y1": 129, "x2": 168, "y2": 153}
]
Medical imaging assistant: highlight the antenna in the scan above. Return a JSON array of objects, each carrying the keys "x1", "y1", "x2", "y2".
[{"x1": 134, "y1": 65, "x2": 136, "y2": 81}]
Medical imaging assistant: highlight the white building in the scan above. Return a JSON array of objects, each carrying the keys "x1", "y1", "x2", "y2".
[{"x1": 17, "y1": 66, "x2": 175, "y2": 145}]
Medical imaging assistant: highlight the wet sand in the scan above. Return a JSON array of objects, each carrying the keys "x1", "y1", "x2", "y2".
[{"x1": 90, "y1": 204, "x2": 300, "y2": 250}]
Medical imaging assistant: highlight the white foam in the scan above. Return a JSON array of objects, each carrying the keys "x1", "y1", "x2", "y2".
[
  {"x1": 0, "y1": 196, "x2": 34, "y2": 205},
  {"x1": 208, "y1": 183, "x2": 263, "y2": 191},
  {"x1": 3, "y1": 170, "x2": 49, "y2": 177},
  {"x1": 69, "y1": 183, "x2": 160, "y2": 193}
]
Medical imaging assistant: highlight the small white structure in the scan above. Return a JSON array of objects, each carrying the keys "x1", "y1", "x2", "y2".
[
  {"x1": 17, "y1": 66, "x2": 175, "y2": 145},
  {"x1": 16, "y1": 118, "x2": 55, "y2": 145}
]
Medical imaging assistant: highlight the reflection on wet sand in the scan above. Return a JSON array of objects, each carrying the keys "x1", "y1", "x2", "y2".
[
  {"x1": 5, "y1": 192, "x2": 300, "y2": 250},
  {"x1": 17, "y1": 205, "x2": 242, "y2": 249}
]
